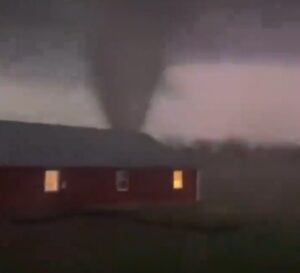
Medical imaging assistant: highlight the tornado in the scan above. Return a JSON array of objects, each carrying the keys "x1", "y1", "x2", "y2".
[{"x1": 86, "y1": 1, "x2": 196, "y2": 131}]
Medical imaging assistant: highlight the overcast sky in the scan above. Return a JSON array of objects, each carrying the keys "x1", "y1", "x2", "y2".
[{"x1": 1, "y1": 2, "x2": 300, "y2": 144}]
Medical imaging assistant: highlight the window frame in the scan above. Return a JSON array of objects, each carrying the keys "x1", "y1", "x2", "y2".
[{"x1": 116, "y1": 170, "x2": 129, "y2": 192}]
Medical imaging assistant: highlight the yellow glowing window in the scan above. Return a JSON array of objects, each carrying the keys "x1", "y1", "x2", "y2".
[
  {"x1": 44, "y1": 170, "x2": 60, "y2": 192},
  {"x1": 173, "y1": 170, "x2": 183, "y2": 190}
]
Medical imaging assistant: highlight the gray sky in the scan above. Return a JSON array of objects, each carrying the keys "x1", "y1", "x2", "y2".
[{"x1": 1, "y1": 2, "x2": 300, "y2": 144}]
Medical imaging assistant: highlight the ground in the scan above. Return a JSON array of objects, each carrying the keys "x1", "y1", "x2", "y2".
[{"x1": 0, "y1": 206, "x2": 299, "y2": 273}]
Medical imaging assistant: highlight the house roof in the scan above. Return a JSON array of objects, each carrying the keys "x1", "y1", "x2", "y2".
[{"x1": 0, "y1": 120, "x2": 182, "y2": 168}]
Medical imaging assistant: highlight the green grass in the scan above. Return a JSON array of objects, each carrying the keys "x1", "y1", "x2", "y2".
[{"x1": 0, "y1": 207, "x2": 299, "y2": 273}]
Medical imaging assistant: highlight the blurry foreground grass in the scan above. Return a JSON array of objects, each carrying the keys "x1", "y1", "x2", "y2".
[{"x1": 0, "y1": 203, "x2": 299, "y2": 273}]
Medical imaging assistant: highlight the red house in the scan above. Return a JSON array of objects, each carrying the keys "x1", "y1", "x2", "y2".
[{"x1": 0, "y1": 121, "x2": 201, "y2": 219}]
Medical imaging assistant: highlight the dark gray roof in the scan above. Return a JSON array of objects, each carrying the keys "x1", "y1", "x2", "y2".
[{"x1": 0, "y1": 121, "x2": 179, "y2": 168}]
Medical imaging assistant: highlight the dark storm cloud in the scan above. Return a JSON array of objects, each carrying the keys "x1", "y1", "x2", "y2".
[
  {"x1": 0, "y1": 0, "x2": 85, "y2": 80},
  {"x1": 169, "y1": 1, "x2": 300, "y2": 65},
  {"x1": 0, "y1": 0, "x2": 198, "y2": 131},
  {"x1": 2, "y1": 1, "x2": 300, "y2": 143}
]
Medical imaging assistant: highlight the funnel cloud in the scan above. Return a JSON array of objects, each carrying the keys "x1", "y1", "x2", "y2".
[{"x1": 85, "y1": 1, "x2": 197, "y2": 131}]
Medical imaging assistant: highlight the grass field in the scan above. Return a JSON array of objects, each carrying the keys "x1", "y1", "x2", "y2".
[{"x1": 0, "y1": 205, "x2": 299, "y2": 273}]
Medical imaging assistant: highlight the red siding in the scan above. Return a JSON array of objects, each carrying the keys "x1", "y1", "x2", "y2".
[
  {"x1": 0, "y1": 168, "x2": 60, "y2": 218},
  {"x1": 0, "y1": 167, "x2": 197, "y2": 219},
  {"x1": 61, "y1": 168, "x2": 196, "y2": 210}
]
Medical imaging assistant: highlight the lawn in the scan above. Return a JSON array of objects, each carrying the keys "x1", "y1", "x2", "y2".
[{"x1": 0, "y1": 207, "x2": 299, "y2": 273}]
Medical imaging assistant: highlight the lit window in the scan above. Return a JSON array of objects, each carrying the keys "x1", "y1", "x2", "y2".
[
  {"x1": 173, "y1": 170, "x2": 183, "y2": 189},
  {"x1": 116, "y1": 170, "x2": 129, "y2": 192},
  {"x1": 44, "y1": 170, "x2": 60, "y2": 192}
]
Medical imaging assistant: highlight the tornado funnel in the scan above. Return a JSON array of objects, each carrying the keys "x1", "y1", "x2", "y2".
[
  {"x1": 86, "y1": 2, "x2": 167, "y2": 131},
  {"x1": 86, "y1": 1, "x2": 196, "y2": 131}
]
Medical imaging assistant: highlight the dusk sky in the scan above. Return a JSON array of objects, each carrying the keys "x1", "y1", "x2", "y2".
[{"x1": 1, "y1": 2, "x2": 300, "y2": 144}]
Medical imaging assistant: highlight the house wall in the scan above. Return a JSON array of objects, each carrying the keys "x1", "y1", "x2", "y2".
[
  {"x1": 0, "y1": 168, "x2": 60, "y2": 218},
  {"x1": 0, "y1": 167, "x2": 197, "y2": 219},
  {"x1": 61, "y1": 168, "x2": 197, "y2": 210}
]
